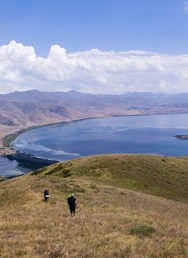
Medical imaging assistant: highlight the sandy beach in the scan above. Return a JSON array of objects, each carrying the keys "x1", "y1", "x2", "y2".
[
  {"x1": 0, "y1": 121, "x2": 56, "y2": 149},
  {"x1": 0, "y1": 120, "x2": 62, "y2": 148},
  {"x1": 0, "y1": 125, "x2": 26, "y2": 147},
  {"x1": 0, "y1": 125, "x2": 26, "y2": 155}
]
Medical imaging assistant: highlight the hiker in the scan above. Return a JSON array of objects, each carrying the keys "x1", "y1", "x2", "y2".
[
  {"x1": 67, "y1": 194, "x2": 77, "y2": 216},
  {"x1": 44, "y1": 189, "x2": 50, "y2": 202}
]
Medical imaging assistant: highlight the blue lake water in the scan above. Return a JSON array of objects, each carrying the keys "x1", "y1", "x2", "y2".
[
  {"x1": 0, "y1": 157, "x2": 30, "y2": 178},
  {"x1": 1, "y1": 114, "x2": 188, "y2": 178}
]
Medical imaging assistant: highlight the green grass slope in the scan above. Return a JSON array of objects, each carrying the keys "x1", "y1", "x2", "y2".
[
  {"x1": 0, "y1": 154, "x2": 188, "y2": 258},
  {"x1": 32, "y1": 154, "x2": 188, "y2": 203}
]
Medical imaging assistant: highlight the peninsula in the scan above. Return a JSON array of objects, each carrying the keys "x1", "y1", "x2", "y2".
[{"x1": 175, "y1": 135, "x2": 188, "y2": 140}]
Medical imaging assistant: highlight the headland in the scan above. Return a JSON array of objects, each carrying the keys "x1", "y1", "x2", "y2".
[{"x1": 0, "y1": 124, "x2": 58, "y2": 171}]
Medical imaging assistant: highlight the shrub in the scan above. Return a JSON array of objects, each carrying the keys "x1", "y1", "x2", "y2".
[{"x1": 129, "y1": 225, "x2": 156, "y2": 236}]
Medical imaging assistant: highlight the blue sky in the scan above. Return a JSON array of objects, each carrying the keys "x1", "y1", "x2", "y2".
[
  {"x1": 1, "y1": 0, "x2": 188, "y2": 55},
  {"x1": 0, "y1": 0, "x2": 188, "y2": 94}
]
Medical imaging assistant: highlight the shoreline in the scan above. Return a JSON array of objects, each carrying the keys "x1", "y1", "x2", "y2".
[
  {"x1": 0, "y1": 116, "x2": 102, "y2": 170},
  {"x1": 175, "y1": 135, "x2": 188, "y2": 140},
  {"x1": 0, "y1": 115, "x2": 108, "y2": 153},
  {"x1": 2, "y1": 111, "x2": 188, "y2": 150},
  {"x1": 1, "y1": 112, "x2": 188, "y2": 173},
  {"x1": 6, "y1": 152, "x2": 58, "y2": 166},
  {"x1": 0, "y1": 123, "x2": 62, "y2": 171}
]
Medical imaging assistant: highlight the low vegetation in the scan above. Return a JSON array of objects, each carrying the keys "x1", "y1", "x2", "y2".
[
  {"x1": 129, "y1": 225, "x2": 156, "y2": 236},
  {"x1": 33, "y1": 154, "x2": 188, "y2": 203},
  {"x1": 0, "y1": 154, "x2": 188, "y2": 257},
  {"x1": 0, "y1": 176, "x2": 6, "y2": 182}
]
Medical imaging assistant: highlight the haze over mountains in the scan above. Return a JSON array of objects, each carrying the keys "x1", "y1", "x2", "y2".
[{"x1": 1, "y1": 90, "x2": 188, "y2": 128}]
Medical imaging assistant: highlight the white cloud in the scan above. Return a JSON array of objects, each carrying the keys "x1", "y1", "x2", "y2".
[{"x1": 0, "y1": 41, "x2": 188, "y2": 94}]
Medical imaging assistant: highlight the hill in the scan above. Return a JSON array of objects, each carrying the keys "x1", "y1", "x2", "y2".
[
  {"x1": 2, "y1": 90, "x2": 188, "y2": 129},
  {"x1": 32, "y1": 154, "x2": 188, "y2": 203},
  {"x1": 0, "y1": 154, "x2": 188, "y2": 257}
]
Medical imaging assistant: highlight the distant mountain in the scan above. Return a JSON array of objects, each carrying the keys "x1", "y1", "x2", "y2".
[{"x1": 0, "y1": 90, "x2": 188, "y2": 128}]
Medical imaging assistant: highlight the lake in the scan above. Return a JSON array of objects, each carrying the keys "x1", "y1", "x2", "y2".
[
  {"x1": 0, "y1": 157, "x2": 31, "y2": 178},
  {"x1": 1, "y1": 114, "x2": 188, "y2": 177}
]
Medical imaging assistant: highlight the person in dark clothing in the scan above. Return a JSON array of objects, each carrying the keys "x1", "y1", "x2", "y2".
[
  {"x1": 44, "y1": 189, "x2": 50, "y2": 202},
  {"x1": 67, "y1": 194, "x2": 77, "y2": 216}
]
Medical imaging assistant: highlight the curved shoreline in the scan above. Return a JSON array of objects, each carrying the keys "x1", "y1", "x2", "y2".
[
  {"x1": 1, "y1": 116, "x2": 103, "y2": 157},
  {"x1": 0, "y1": 124, "x2": 61, "y2": 173},
  {"x1": 0, "y1": 117, "x2": 96, "y2": 170},
  {"x1": 1, "y1": 127, "x2": 59, "y2": 171},
  {"x1": 2, "y1": 113, "x2": 188, "y2": 174},
  {"x1": 2, "y1": 112, "x2": 188, "y2": 150}
]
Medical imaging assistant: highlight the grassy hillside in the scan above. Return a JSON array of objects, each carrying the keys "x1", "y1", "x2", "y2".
[
  {"x1": 33, "y1": 154, "x2": 188, "y2": 203},
  {"x1": 0, "y1": 154, "x2": 188, "y2": 258}
]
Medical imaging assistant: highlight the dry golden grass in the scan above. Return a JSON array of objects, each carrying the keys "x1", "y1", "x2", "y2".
[{"x1": 0, "y1": 167, "x2": 188, "y2": 258}]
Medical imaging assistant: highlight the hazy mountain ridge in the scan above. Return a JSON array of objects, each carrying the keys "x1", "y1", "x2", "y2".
[{"x1": 0, "y1": 90, "x2": 188, "y2": 127}]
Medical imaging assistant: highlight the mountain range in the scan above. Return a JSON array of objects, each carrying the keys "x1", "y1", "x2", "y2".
[{"x1": 1, "y1": 90, "x2": 188, "y2": 128}]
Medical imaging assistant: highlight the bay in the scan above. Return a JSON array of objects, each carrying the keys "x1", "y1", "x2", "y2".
[
  {"x1": 2, "y1": 113, "x2": 188, "y2": 178},
  {"x1": 12, "y1": 114, "x2": 188, "y2": 160}
]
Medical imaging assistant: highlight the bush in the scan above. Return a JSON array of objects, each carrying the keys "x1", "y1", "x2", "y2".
[{"x1": 129, "y1": 225, "x2": 156, "y2": 236}]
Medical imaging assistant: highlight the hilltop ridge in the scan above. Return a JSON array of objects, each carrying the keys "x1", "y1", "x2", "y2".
[{"x1": 32, "y1": 154, "x2": 188, "y2": 203}]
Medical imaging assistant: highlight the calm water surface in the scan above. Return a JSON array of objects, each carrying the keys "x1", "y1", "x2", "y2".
[
  {"x1": 0, "y1": 157, "x2": 30, "y2": 178},
  {"x1": 1, "y1": 114, "x2": 188, "y2": 178},
  {"x1": 13, "y1": 114, "x2": 188, "y2": 160}
]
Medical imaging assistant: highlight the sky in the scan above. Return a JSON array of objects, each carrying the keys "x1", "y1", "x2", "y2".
[{"x1": 0, "y1": 0, "x2": 188, "y2": 94}]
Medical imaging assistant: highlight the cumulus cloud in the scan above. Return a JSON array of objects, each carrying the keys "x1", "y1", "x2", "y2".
[{"x1": 0, "y1": 41, "x2": 188, "y2": 94}]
